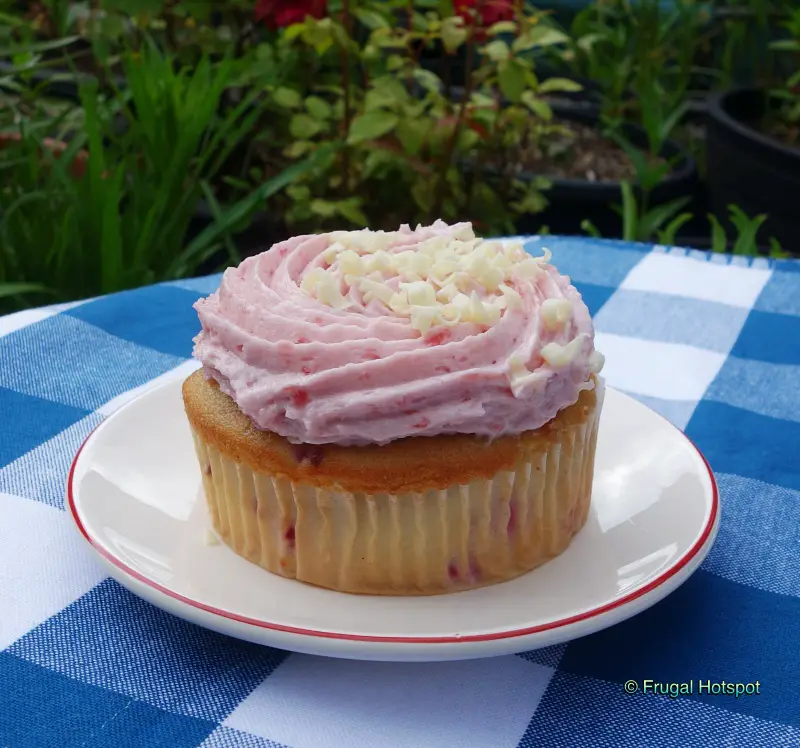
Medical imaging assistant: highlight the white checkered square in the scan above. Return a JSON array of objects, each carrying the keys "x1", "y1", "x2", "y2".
[
  {"x1": 621, "y1": 252, "x2": 772, "y2": 309},
  {"x1": 594, "y1": 332, "x2": 726, "y2": 402},
  {"x1": 224, "y1": 654, "x2": 553, "y2": 748},
  {"x1": 0, "y1": 492, "x2": 106, "y2": 650}
]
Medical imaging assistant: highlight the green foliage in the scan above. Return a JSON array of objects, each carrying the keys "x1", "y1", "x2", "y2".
[
  {"x1": 767, "y1": 7, "x2": 800, "y2": 142},
  {"x1": 0, "y1": 43, "x2": 327, "y2": 313},
  {"x1": 564, "y1": 0, "x2": 706, "y2": 127},
  {"x1": 238, "y1": 1, "x2": 584, "y2": 236}
]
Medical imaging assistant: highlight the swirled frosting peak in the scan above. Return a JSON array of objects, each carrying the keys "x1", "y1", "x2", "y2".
[{"x1": 192, "y1": 221, "x2": 604, "y2": 446}]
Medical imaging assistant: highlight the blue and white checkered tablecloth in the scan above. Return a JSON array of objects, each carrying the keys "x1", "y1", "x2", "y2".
[{"x1": 1, "y1": 237, "x2": 799, "y2": 748}]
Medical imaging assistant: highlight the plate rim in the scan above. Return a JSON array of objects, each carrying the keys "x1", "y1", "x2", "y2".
[{"x1": 66, "y1": 379, "x2": 719, "y2": 646}]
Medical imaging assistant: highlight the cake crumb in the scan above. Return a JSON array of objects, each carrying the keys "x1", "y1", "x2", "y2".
[{"x1": 204, "y1": 528, "x2": 221, "y2": 546}]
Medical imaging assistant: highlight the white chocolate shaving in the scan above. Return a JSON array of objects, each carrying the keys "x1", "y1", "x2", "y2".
[
  {"x1": 299, "y1": 228, "x2": 567, "y2": 335},
  {"x1": 588, "y1": 350, "x2": 605, "y2": 374},
  {"x1": 337, "y1": 249, "x2": 364, "y2": 275},
  {"x1": 359, "y1": 277, "x2": 394, "y2": 305},
  {"x1": 541, "y1": 298, "x2": 573, "y2": 331},
  {"x1": 541, "y1": 334, "x2": 589, "y2": 368}
]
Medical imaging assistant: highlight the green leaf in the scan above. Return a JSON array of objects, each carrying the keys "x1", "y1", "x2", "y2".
[
  {"x1": 538, "y1": 77, "x2": 583, "y2": 94},
  {"x1": 498, "y1": 60, "x2": 527, "y2": 103},
  {"x1": 457, "y1": 128, "x2": 480, "y2": 152},
  {"x1": 769, "y1": 237, "x2": 787, "y2": 258},
  {"x1": 396, "y1": 119, "x2": 428, "y2": 156},
  {"x1": 310, "y1": 199, "x2": 337, "y2": 217},
  {"x1": 656, "y1": 212, "x2": 693, "y2": 246},
  {"x1": 284, "y1": 140, "x2": 316, "y2": 158},
  {"x1": 708, "y1": 214, "x2": 728, "y2": 254},
  {"x1": 0, "y1": 282, "x2": 55, "y2": 300},
  {"x1": 769, "y1": 39, "x2": 800, "y2": 52},
  {"x1": 638, "y1": 197, "x2": 692, "y2": 242},
  {"x1": 305, "y1": 96, "x2": 332, "y2": 119},
  {"x1": 729, "y1": 204, "x2": 767, "y2": 256},
  {"x1": 412, "y1": 68, "x2": 442, "y2": 92},
  {"x1": 484, "y1": 40, "x2": 510, "y2": 62},
  {"x1": 441, "y1": 18, "x2": 468, "y2": 52},
  {"x1": 411, "y1": 180, "x2": 434, "y2": 213},
  {"x1": 355, "y1": 8, "x2": 390, "y2": 29},
  {"x1": 522, "y1": 92, "x2": 552, "y2": 119},
  {"x1": 487, "y1": 21, "x2": 518, "y2": 36},
  {"x1": 338, "y1": 199, "x2": 368, "y2": 226},
  {"x1": 512, "y1": 26, "x2": 568, "y2": 53},
  {"x1": 365, "y1": 78, "x2": 409, "y2": 111},
  {"x1": 290, "y1": 113, "x2": 323, "y2": 139},
  {"x1": 620, "y1": 181, "x2": 638, "y2": 242},
  {"x1": 581, "y1": 219, "x2": 602, "y2": 238},
  {"x1": 347, "y1": 111, "x2": 399, "y2": 144},
  {"x1": 273, "y1": 87, "x2": 302, "y2": 109},
  {"x1": 283, "y1": 23, "x2": 306, "y2": 42}
]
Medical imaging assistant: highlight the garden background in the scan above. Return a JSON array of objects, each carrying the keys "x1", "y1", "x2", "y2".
[{"x1": 1, "y1": 0, "x2": 798, "y2": 315}]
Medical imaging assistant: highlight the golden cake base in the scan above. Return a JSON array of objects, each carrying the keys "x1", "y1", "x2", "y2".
[{"x1": 182, "y1": 370, "x2": 601, "y2": 596}]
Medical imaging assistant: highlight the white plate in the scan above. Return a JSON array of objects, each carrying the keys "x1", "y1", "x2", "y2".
[{"x1": 67, "y1": 377, "x2": 719, "y2": 662}]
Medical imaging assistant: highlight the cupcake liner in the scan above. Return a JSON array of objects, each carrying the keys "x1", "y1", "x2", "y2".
[{"x1": 190, "y1": 381, "x2": 603, "y2": 596}]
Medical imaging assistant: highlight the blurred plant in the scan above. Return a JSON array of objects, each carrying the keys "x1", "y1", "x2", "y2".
[
  {"x1": 766, "y1": 6, "x2": 800, "y2": 145},
  {"x1": 709, "y1": 0, "x2": 794, "y2": 89},
  {"x1": 0, "y1": 0, "x2": 271, "y2": 87},
  {"x1": 0, "y1": 42, "x2": 334, "y2": 314},
  {"x1": 236, "y1": 0, "x2": 579, "y2": 236},
  {"x1": 562, "y1": 0, "x2": 706, "y2": 128},
  {"x1": 708, "y1": 204, "x2": 787, "y2": 257},
  {"x1": 583, "y1": 201, "x2": 787, "y2": 258}
]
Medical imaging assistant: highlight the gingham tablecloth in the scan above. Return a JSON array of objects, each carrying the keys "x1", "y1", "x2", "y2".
[{"x1": 1, "y1": 237, "x2": 799, "y2": 748}]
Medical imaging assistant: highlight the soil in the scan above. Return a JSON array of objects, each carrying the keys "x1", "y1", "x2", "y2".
[{"x1": 511, "y1": 119, "x2": 666, "y2": 183}]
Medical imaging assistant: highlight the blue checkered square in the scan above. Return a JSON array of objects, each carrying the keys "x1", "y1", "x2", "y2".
[
  {"x1": 594, "y1": 289, "x2": 749, "y2": 352},
  {"x1": 0, "y1": 314, "x2": 184, "y2": 411},
  {"x1": 0, "y1": 412, "x2": 102, "y2": 507},
  {"x1": 755, "y1": 269, "x2": 800, "y2": 317},
  {"x1": 523, "y1": 236, "x2": 647, "y2": 287},
  {"x1": 0, "y1": 652, "x2": 216, "y2": 748},
  {"x1": 65, "y1": 285, "x2": 203, "y2": 359},
  {"x1": 0, "y1": 387, "x2": 92, "y2": 468},
  {"x1": 730, "y1": 310, "x2": 800, "y2": 365},
  {"x1": 519, "y1": 671, "x2": 800, "y2": 748},
  {"x1": 686, "y1": 401, "x2": 800, "y2": 491},
  {"x1": 557, "y1": 571, "x2": 800, "y2": 726},
  {"x1": 705, "y1": 357, "x2": 800, "y2": 424},
  {"x1": 702, "y1": 474, "x2": 800, "y2": 598},
  {"x1": 572, "y1": 282, "x2": 615, "y2": 317},
  {"x1": 9, "y1": 579, "x2": 288, "y2": 722}
]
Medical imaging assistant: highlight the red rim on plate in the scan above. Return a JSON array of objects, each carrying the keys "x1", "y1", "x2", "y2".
[{"x1": 67, "y1": 406, "x2": 719, "y2": 645}]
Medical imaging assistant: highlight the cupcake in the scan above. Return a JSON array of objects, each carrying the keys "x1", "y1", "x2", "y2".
[{"x1": 183, "y1": 221, "x2": 605, "y2": 596}]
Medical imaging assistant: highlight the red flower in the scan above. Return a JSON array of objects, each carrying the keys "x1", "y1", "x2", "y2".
[
  {"x1": 255, "y1": 0, "x2": 327, "y2": 30},
  {"x1": 454, "y1": 0, "x2": 515, "y2": 29}
]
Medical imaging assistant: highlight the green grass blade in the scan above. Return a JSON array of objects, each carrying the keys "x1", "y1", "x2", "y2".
[
  {"x1": 172, "y1": 142, "x2": 343, "y2": 278},
  {"x1": 0, "y1": 282, "x2": 57, "y2": 300}
]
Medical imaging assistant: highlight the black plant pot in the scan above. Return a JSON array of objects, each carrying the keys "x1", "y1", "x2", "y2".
[
  {"x1": 512, "y1": 105, "x2": 700, "y2": 239},
  {"x1": 706, "y1": 88, "x2": 800, "y2": 254}
]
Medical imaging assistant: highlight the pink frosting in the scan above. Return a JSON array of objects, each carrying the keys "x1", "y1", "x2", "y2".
[{"x1": 192, "y1": 222, "x2": 601, "y2": 446}]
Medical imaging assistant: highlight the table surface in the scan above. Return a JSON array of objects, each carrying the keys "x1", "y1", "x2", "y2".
[{"x1": 1, "y1": 237, "x2": 799, "y2": 748}]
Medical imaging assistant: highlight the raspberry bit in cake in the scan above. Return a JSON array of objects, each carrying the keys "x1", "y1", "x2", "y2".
[{"x1": 291, "y1": 443, "x2": 325, "y2": 467}]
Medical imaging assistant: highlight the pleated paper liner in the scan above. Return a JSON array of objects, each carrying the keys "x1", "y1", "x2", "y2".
[{"x1": 189, "y1": 382, "x2": 603, "y2": 596}]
